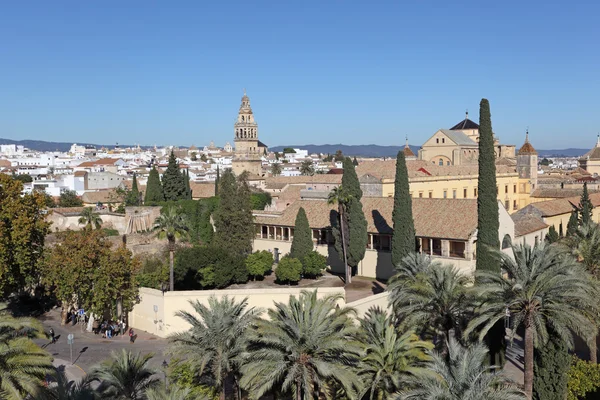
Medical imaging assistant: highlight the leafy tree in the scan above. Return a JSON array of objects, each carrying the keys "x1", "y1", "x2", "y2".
[
  {"x1": 0, "y1": 175, "x2": 51, "y2": 297},
  {"x1": 213, "y1": 170, "x2": 254, "y2": 255},
  {"x1": 240, "y1": 291, "x2": 362, "y2": 399},
  {"x1": 359, "y1": 308, "x2": 433, "y2": 400},
  {"x1": 540, "y1": 157, "x2": 550, "y2": 166},
  {"x1": 580, "y1": 182, "x2": 593, "y2": 226},
  {"x1": 301, "y1": 251, "x2": 326, "y2": 278},
  {"x1": 391, "y1": 150, "x2": 416, "y2": 265},
  {"x1": 567, "y1": 356, "x2": 600, "y2": 400},
  {"x1": 78, "y1": 207, "x2": 103, "y2": 230},
  {"x1": 270, "y1": 162, "x2": 282, "y2": 176},
  {"x1": 0, "y1": 305, "x2": 53, "y2": 400},
  {"x1": 126, "y1": 173, "x2": 141, "y2": 206},
  {"x1": 190, "y1": 152, "x2": 198, "y2": 161},
  {"x1": 135, "y1": 254, "x2": 169, "y2": 290},
  {"x1": 91, "y1": 350, "x2": 160, "y2": 400},
  {"x1": 169, "y1": 296, "x2": 260, "y2": 399},
  {"x1": 533, "y1": 330, "x2": 569, "y2": 400},
  {"x1": 299, "y1": 160, "x2": 314, "y2": 176},
  {"x1": 275, "y1": 256, "x2": 302, "y2": 284},
  {"x1": 567, "y1": 210, "x2": 579, "y2": 236},
  {"x1": 245, "y1": 250, "x2": 273, "y2": 280},
  {"x1": 33, "y1": 189, "x2": 56, "y2": 208},
  {"x1": 154, "y1": 205, "x2": 189, "y2": 291},
  {"x1": 200, "y1": 153, "x2": 208, "y2": 162},
  {"x1": 465, "y1": 244, "x2": 598, "y2": 399},
  {"x1": 545, "y1": 225, "x2": 559, "y2": 243},
  {"x1": 352, "y1": 156, "x2": 359, "y2": 166},
  {"x1": 250, "y1": 191, "x2": 271, "y2": 210},
  {"x1": 13, "y1": 174, "x2": 33, "y2": 183},
  {"x1": 58, "y1": 189, "x2": 83, "y2": 207},
  {"x1": 290, "y1": 207, "x2": 313, "y2": 261},
  {"x1": 334, "y1": 149, "x2": 344, "y2": 162},
  {"x1": 42, "y1": 230, "x2": 140, "y2": 324},
  {"x1": 174, "y1": 246, "x2": 246, "y2": 289},
  {"x1": 397, "y1": 338, "x2": 524, "y2": 400},
  {"x1": 282, "y1": 147, "x2": 296, "y2": 154},
  {"x1": 390, "y1": 263, "x2": 471, "y2": 352},
  {"x1": 144, "y1": 166, "x2": 164, "y2": 204},
  {"x1": 162, "y1": 151, "x2": 187, "y2": 201}
]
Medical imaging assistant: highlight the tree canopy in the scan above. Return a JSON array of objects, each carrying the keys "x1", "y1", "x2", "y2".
[
  {"x1": 162, "y1": 151, "x2": 187, "y2": 201},
  {"x1": 144, "y1": 166, "x2": 164, "y2": 204}
]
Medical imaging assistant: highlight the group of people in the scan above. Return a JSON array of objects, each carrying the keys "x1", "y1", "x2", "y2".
[{"x1": 92, "y1": 319, "x2": 126, "y2": 339}]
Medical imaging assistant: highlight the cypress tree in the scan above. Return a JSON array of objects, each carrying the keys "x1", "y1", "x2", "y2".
[
  {"x1": 545, "y1": 225, "x2": 559, "y2": 243},
  {"x1": 144, "y1": 166, "x2": 164, "y2": 204},
  {"x1": 290, "y1": 207, "x2": 313, "y2": 261},
  {"x1": 391, "y1": 150, "x2": 415, "y2": 266},
  {"x1": 184, "y1": 170, "x2": 192, "y2": 200},
  {"x1": 559, "y1": 222, "x2": 564, "y2": 238},
  {"x1": 162, "y1": 150, "x2": 186, "y2": 201},
  {"x1": 352, "y1": 156, "x2": 359, "y2": 166},
  {"x1": 213, "y1": 170, "x2": 254, "y2": 256},
  {"x1": 567, "y1": 210, "x2": 579, "y2": 236},
  {"x1": 533, "y1": 331, "x2": 569, "y2": 400},
  {"x1": 580, "y1": 182, "x2": 593, "y2": 225},
  {"x1": 341, "y1": 157, "x2": 362, "y2": 201},
  {"x1": 215, "y1": 166, "x2": 220, "y2": 196},
  {"x1": 127, "y1": 173, "x2": 140, "y2": 206},
  {"x1": 476, "y1": 99, "x2": 504, "y2": 367},
  {"x1": 476, "y1": 98, "x2": 500, "y2": 272}
]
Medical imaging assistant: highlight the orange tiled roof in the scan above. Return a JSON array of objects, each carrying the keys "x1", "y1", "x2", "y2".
[
  {"x1": 511, "y1": 213, "x2": 548, "y2": 237},
  {"x1": 77, "y1": 158, "x2": 123, "y2": 167},
  {"x1": 190, "y1": 182, "x2": 216, "y2": 199},
  {"x1": 254, "y1": 197, "x2": 479, "y2": 240},
  {"x1": 527, "y1": 193, "x2": 600, "y2": 217}
]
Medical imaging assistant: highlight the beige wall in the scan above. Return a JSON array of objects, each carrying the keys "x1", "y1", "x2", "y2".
[
  {"x1": 346, "y1": 292, "x2": 390, "y2": 319},
  {"x1": 48, "y1": 212, "x2": 128, "y2": 233},
  {"x1": 129, "y1": 286, "x2": 346, "y2": 338}
]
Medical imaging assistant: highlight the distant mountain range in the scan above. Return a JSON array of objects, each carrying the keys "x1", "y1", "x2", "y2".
[{"x1": 0, "y1": 138, "x2": 589, "y2": 158}]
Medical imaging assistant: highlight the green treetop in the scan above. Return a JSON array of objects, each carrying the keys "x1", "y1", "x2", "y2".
[
  {"x1": 341, "y1": 157, "x2": 362, "y2": 201},
  {"x1": 391, "y1": 150, "x2": 415, "y2": 265},
  {"x1": 580, "y1": 182, "x2": 593, "y2": 225},
  {"x1": 144, "y1": 166, "x2": 164, "y2": 204},
  {"x1": 162, "y1": 151, "x2": 187, "y2": 201}
]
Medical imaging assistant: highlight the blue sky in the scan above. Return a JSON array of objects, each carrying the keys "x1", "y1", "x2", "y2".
[{"x1": 1, "y1": 1, "x2": 599, "y2": 149}]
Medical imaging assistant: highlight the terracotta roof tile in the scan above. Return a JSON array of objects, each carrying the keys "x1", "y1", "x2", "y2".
[
  {"x1": 189, "y1": 182, "x2": 215, "y2": 199},
  {"x1": 526, "y1": 193, "x2": 600, "y2": 217},
  {"x1": 265, "y1": 175, "x2": 342, "y2": 185},
  {"x1": 511, "y1": 213, "x2": 548, "y2": 237}
]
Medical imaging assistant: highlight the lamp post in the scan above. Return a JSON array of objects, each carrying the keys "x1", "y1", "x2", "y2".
[{"x1": 162, "y1": 360, "x2": 168, "y2": 389}]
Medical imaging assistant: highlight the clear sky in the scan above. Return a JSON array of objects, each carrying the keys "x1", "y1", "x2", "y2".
[{"x1": 1, "y1": 1, "x2": 599, "y2": 149}]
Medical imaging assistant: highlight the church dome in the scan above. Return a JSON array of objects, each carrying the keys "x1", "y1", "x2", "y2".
[{"x1": 518, "y1": 131, "x2": 537, "y2": 155}]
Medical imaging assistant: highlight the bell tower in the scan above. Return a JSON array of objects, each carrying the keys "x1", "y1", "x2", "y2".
[{"x1": 232, "y1": 90, "x2": 265, "y2": 176}]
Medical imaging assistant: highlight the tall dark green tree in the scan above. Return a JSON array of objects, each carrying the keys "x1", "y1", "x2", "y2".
[
  {"x1": 391, "y1": 150, "x2": 415, "y2": 265},
  {"x1": 126, "y1": 173, "x2": 141, "y2": 206},
  {"x1": 475, "y1": 99, "x2": 504, "y2": 368},
  {"x1": 184, "y1": 170, "x2": 192, "y2": 200},
  {"x1": 545, "y1": 225, "x2": 559, "y2": 243},
  {"x1": 289, "y1": 207, "x2": 313, "y2": 261},
  {"x1": 162, "y1": 151, "x2": 186, "y2": 201},
  {"x1": 144, "y1": 166, "x2": 164, "y2": 204},
  {"x1": 567, "y1": 210, "x2": 579, "y2": 236},
  {"x1": 533, "y1": 331, "x2": 569, "y2": 400},
  {"x1": 331, "y1": 157, "x2": 367, "y2": 281},
  {"x1": 581, "y1": 182, "x2": 593, "y2": 225},
  {"x1": 213, "y1": 170, "x2": 254, "y2": 256},
  {"x1": 352, "y1": 156, "x2": 359, "y2": 166},
  {"x1": 215, "y1": 166, "x2": 220, "y2": 196}
]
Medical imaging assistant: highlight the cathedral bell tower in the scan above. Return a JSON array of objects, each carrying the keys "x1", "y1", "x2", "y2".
[{"x1": 232, "y1": 90, "x2": 266, "y2": 176}]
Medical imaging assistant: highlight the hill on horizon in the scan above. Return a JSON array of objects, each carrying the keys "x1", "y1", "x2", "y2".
[{"x1": 0, "y1": 138, "x2": 588, "y2": 158}]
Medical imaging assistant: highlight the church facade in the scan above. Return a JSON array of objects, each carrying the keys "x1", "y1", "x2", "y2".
[{"x1": 232, "y1": 91, "x2": 268, "y2": 177}]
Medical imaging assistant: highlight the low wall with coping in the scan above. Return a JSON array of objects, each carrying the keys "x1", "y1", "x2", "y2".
[
  {"x1": 345, "y1": 292, "x2": 390, "y2": 319},
  {"x1": 129, "y1": 286, "x2": 347, "y2": 338}
]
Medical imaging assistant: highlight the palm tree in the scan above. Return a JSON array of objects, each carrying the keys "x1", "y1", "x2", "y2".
[
  {"x1": 0, "y1": 337, "x2": 54, "y2": 400},
  {"x1": 90, "y1": 349, "x2": 160, "y2": 400},
  {"x1": 327, "y1": 185, "x2": 352, "y2": 284},
  {"x1": 0, "y1": 302, "x2": 46, "y2": 341},
  {"x1": 387, "y1": 252, "x2": 440, "y2": 291},
  {"x1": 388, "y1": 263, "x2": 472, "y2": 352},
  {"x1": 33, "y1": 369, "x2": 96, "y2": 400},
  {"x1": 146, "y1": 385, "x2": 195, "y2": 400},
  {"x1": 359, "y1": 308, "x2": 433, "y2": 400},
  {"x1": 240, "y1": 291, "x2": 363, "y2": 400},
  {"x1": 465, "y1": 244, "x2": 598, "y2": 399},
  {"x1": 270, "y1": 163, "x2": 282, "y2": 177},
  {"x1": 168, "y1": 296, "x2": 260, "y2": 400},
  {"x1": 78, "y1": 207, "x2": 102, "y2": 230},
  {"x1": 154, "y1": 206, "x2": 189, "y2": 291},
  {"x1": 299, "y1": 160, "x2": 314, "y2": 176},
  {"x1": 396, "y1": 338, "x2": 524, "y2": 400}
]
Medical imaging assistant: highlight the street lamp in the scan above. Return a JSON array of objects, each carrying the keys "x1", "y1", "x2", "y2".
[{"x1": 162, "y1": 360, "x2": 169, "y2": 389}]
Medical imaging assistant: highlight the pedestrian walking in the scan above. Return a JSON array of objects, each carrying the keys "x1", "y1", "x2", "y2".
[
  {"x1": 128, "y1": 328, "x2": 134, "y2": 343},
  {"x1": 49, "y1": 327, "x2": 55, "y2": 344}
]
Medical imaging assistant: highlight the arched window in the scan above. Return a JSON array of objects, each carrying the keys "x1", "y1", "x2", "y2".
[
  {"x1": 439, "y1": 159, "x2": 443, "y2": 166},
  {"x1": 241, "y1": 116, "x2": 245, "y2": 122},
  {"x1": 501, "y1": 234, "x2": 512, "y2": 249}
]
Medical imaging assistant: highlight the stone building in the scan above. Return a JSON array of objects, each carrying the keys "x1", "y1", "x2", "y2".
[
  {"x1": 578, "y1": 135, "x2": 600, "y2": 176},
  {"x1": 232, "y1": 91, "x2": 268, "y2": 176}
]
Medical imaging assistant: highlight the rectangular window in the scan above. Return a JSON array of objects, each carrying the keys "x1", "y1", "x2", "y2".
[
  {"x1": 443, "y1": 190, "x2": 447, "y2": 198},
  {"x1": 505, "y1": 185, "x2": 508, "y2": 194},
  {"x1": 419, "y1": 192, "x2": 423, "y2": 198},
  {"x1": 452, "y1": 189, "x2": 457, "y2": 199},
  {"x1": 428, "y1": 191, "x2": 433, "y2": 198},
  {"x1": 514, "y1": 184, "x2": 517, "y2": 193},
  {"x1": 513, "y1": 200, "x2": 518, "y2": 210},
  {"x1": 463, "y1": 188, "x2": 467, "y2": 198},
  {"x1": 474, "y1": 188, "x2": 478, "y2": 197},
  {"x1": 504, "y1": 200, "x2": 509, "y2": 210}
]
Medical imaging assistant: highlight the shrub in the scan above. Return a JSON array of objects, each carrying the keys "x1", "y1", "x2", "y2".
[
  {"x1": 245, "y1": 250, "x2": 274, "y2": 280},
  {"x1": 102, "y1": 228, "x2": 120, "y2": 237},
  {"x1": 275, "y1": 256, "x2": 302, "y2": 285},
  {"x1": 301, "y1": 251, "x2": 327, "y2": 278},
  {"x1": 136, "y1": 254, "x2": 169, "y2": 289},
  {"x1": 567, "y1": 356, "x2": 600, "y2": 400}
]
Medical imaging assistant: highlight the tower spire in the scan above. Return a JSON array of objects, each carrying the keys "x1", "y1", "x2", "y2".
[
  {"x1": 405, "y1": 135, "x2": 409, "y2": 148},
  {"x1": 465, "y1": 109, "x2": 469, "y2": 120},
  {"x1": 525, "y1": 127, "x2": 529, "y2": 143},
  {"x1": 596, "y1": 133, "x2": 600, "y2": 148}
]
